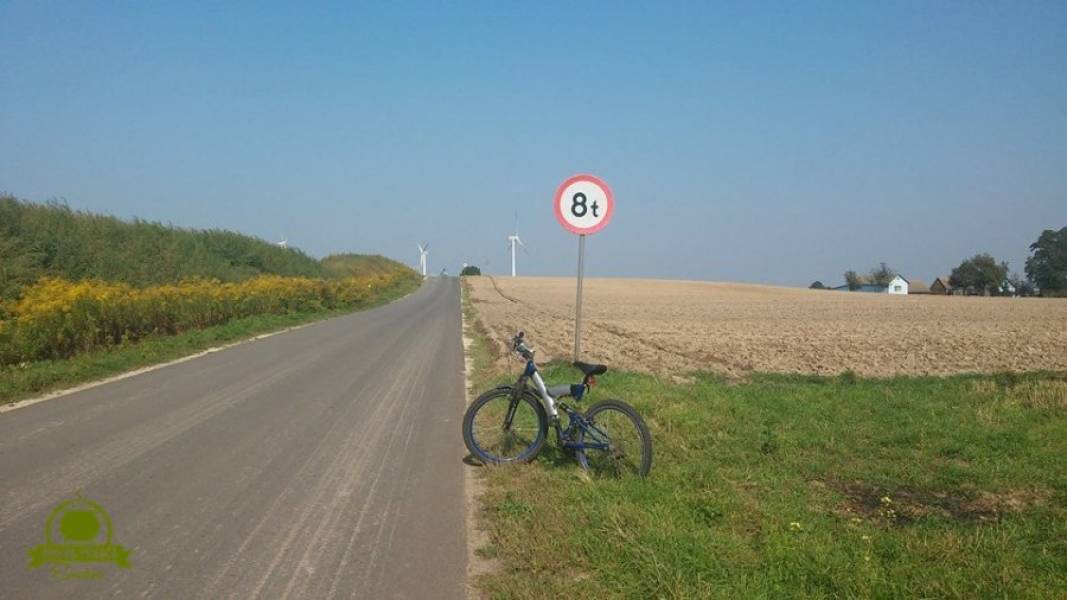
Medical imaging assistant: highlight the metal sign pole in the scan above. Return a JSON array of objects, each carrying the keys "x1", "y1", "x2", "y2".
[{"x1": 574, "y1": 234, "x2": 586, "y2": 361}]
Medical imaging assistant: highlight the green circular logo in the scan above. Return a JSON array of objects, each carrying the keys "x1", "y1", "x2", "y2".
[
  {"x1": 46, "y1": 498, "x2": 111, "y2": 545},
  {"x1": 59, "y1": 510, "x2": 101, "y2": 542},
  {"x1": 29, "y1": 494, "x2": 133, "y2": 574}
]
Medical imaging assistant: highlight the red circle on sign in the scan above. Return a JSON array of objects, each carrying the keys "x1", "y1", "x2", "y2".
[{"x1": 553, "y1": 174, "x2": 614, "y2": 235}]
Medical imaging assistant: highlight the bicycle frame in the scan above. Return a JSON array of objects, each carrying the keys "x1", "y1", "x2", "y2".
[{"x1": 512, "y1": 359, "x2": 612, "y2": 452}]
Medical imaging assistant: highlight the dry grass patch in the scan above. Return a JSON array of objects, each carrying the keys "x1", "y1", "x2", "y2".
[{"x1": 1007, "y1": 379, "x2": 1067, "y2": 409}]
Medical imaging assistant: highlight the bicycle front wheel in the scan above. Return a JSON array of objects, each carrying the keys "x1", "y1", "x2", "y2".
[
  {"x1": 578, "y1": 399, "x2": 652, "y2": 477},
  {"x1": 463, "y1": 387, "x2": 547, "y2": 465}
]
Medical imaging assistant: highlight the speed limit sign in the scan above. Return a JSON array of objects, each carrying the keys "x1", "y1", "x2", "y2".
[
  {"x1": 553, "y1": 174, "x2": 614, "y2": 235},
  {"x1": 553, "y1": 173, "x2": 614, "y2": 361}
]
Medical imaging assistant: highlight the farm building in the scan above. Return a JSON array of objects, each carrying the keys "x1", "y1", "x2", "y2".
[
  {"x1": 831, "y1": 275, "x2": 920, "y2": 295},
  {"x1": 888, "y1": 275, "x2": 909, "y2": 295},
  {"x1": 930, "y1": 277, "x2": 951, "y2": 295},
  {"x1": 851, "y1": 284, "x2": 889, "y2": 293},
  {"x1": 830, "y1": 283, "x2": 885, "y2": 292}
]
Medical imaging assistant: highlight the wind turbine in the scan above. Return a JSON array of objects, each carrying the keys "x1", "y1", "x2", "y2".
[
  {"x1": 507, "y1": 213, "x2": 527, "y2": 277},
  {"x1": 417, "y1": 243, "x2": 429, "y2": 277}
]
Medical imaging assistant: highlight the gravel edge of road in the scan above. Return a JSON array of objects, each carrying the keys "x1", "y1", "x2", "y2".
[{"x1": 460, "y1": 281, "x2": 499, "y2": 599}]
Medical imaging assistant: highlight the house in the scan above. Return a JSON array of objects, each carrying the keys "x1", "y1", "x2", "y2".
[
  {"x1": 831, "y1": 275, "x2": 918, "y2": 295},
  {"x1": 930, "y1": 277, "x2": 951, "y2": 295},
  {"x1": 888, "y1": 275, "x2": 909, "y2": 295}
]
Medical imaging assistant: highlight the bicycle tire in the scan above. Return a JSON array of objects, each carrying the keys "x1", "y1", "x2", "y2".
[
  {"x1": 577, "y1": 399, "x2": 653, "y2": 477},
  {"x1": 463, "y1": 386, "x2": 548, "y2": 465}
]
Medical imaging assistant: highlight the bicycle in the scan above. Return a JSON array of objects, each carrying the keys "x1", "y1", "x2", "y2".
[{"x1": 462, "y1": 331, "x2": 652, "y2": 477}]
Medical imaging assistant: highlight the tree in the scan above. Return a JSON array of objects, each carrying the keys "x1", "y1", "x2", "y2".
[
  {"x1": 1025, "y1": 227, "x2": 1067, "y2": 295},
  {"x1": 949, "y1": 253, "x2": 1009, "y2": 296},
  {"x1": 844, "y1": 270, "x2": 864, "y2": 291},
  {"x1": 460, "y1": 265, "x2": 482, "y2": 276},
  {"x1": 868, "y1": 262, "x2": 897, "y2": 287}
]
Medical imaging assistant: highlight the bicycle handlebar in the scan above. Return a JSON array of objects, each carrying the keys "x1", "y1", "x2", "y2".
[{"x1": 512, "y1": 331, "x2": 534, "y2": 360}]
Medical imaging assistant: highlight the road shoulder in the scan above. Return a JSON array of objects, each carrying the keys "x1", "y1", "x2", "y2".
[{"x1": 460, "y1": 278, "x2": 500, "y2": 598}]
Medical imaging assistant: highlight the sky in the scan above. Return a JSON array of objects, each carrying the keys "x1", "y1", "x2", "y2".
[{"x1": 1, "y1": 2, "x2": 1065, "y2": 286}]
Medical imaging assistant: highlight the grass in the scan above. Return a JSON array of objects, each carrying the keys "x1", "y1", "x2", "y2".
[
  {"x1": 0, "y1": 276, "x2": 419, "y2": 405},
  {"x1": 321, "y1": 253, "x2": 413, "y2": 278},
  {"x1": 461, "y1": 278, "x2": 500, "y2": 392},
  {"x1": 462, "y1": 290, "x2": 1067, "y2": 598}
]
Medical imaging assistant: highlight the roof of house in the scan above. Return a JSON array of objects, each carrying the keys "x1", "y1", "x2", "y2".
[
  {"x1": 856, "y1": 284, "x2": 888, "y2": 292},
  {"x1": 907, "y1": 278, "x2": 929, "y2": 292}
]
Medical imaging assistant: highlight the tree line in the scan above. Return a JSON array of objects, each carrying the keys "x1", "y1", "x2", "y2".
[
  {"x1": 842, "y1": 262, "x2": 898, "y2": 290},
  {"x1": 837, "y1": 226, "x2": 1066, "y2": 296}
]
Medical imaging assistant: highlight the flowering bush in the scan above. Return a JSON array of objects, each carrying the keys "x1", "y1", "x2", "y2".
[{"x1": 0, "y1": 270, "x2": 418, "y2": 364}]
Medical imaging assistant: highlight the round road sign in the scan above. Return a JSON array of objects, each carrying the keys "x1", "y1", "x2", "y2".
[{"x1": 553, "y1": 174, "x2": 614, "y2": 235}]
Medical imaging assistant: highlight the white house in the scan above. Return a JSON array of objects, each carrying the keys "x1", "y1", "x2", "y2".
[{"x1": 887, "y1": 275, "x2": 909, "y2": 295}]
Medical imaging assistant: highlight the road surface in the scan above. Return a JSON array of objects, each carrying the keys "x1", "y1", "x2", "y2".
[{"x1": 0, "y1": 277, "x2": 468, "y2": 599}]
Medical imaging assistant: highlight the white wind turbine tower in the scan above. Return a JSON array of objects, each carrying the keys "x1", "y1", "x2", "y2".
[
  {"x1": 507, "y1": 213, "x2": 527, "y2": 277},
  {"x1": 417, "y1": 243, "x2": 429, "y2": 277}
]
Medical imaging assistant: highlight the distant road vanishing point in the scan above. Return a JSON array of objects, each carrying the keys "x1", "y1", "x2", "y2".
[{"x1": 0, "y1": 277, "x2": 467, "y2": 599}]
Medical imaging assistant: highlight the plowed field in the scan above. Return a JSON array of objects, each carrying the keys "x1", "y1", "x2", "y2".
[{"x1": 466, "y1": 276, "x2": 1067, "y2": 377}]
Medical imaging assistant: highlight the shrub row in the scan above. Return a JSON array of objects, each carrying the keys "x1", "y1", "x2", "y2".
[
  {"x1": 0, "y1": 195, "x2": 333, "y2": 301},
  {"x1": 0, "y1": 270, "x2": 419, "y2": 364}
]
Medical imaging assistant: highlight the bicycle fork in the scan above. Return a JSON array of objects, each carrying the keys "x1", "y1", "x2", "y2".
[{"x1": 503, "y1": 389, "x2": 521, "y2": 431}]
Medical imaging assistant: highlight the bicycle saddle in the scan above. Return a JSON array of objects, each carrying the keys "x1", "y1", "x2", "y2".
[{"x1": 573, "y1": 361, "x2": 608, "y2": 376}]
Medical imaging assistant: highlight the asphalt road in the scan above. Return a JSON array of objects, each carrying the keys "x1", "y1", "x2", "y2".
[{"x1": 0, "y1": 277, "x2": 468, "y2": 599}]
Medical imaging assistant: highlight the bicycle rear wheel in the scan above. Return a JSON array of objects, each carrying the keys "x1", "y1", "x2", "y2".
[
  {"x1": 463, "y1": 387, "x2": 547, "y2": 465},
  {"x1": 577, "y1": 399, "x2": 652, "y2": 477}
]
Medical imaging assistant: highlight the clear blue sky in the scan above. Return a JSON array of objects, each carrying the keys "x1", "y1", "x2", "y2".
[{"x1": 2, "y1": 2, "x2": 1065, "y2": 286}]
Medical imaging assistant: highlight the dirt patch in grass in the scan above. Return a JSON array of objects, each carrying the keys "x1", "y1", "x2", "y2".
[{"x1": 829, "y1": 480, "x2": 1050, "y2": 525}]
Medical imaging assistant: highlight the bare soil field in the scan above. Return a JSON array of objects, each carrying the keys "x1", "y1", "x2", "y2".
[{"x1": 466, "y1": 276, "x2": 1067, "y2": 377}]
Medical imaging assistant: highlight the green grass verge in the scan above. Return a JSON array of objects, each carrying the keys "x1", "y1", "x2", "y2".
[
  {"x1": 462, "y1": 297, "x2": 1067, "y2": 598},
  {"x1": 461, "y1": 277, "x2": 500, "y2": 392},
  {"x1": 0, "y1": 277, "x2": 420, "y2": 405}
]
